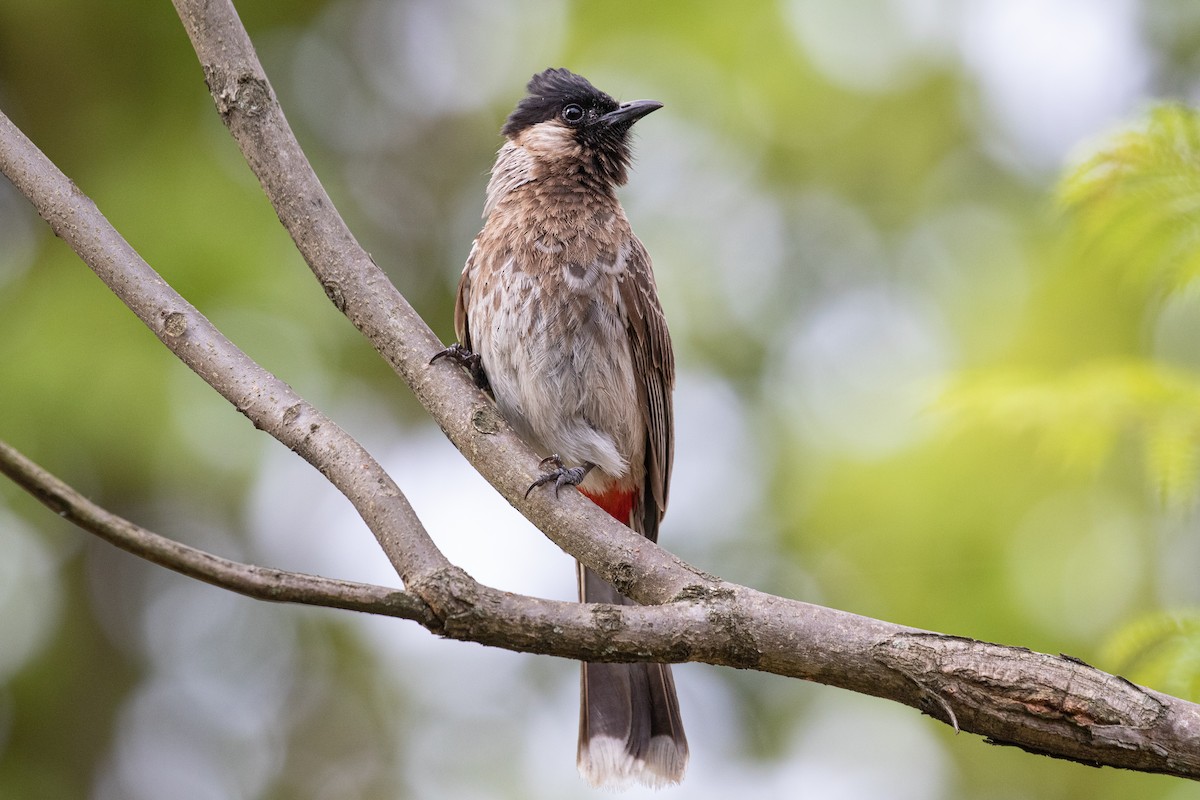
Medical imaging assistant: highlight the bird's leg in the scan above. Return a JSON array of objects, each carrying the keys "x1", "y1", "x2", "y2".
[
  {"x1": 526, "y1": 455, "x2": 596, "y2": 498},
  {"x1": 429, "y1": 343, "x2": 490, "y2": 392}
]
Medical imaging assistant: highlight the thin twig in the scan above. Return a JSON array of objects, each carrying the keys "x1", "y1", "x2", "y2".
[{"x1": 0, "y1": 439, "x2": 433, "y2": 622}]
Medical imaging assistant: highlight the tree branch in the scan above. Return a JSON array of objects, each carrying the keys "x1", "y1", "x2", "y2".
[
  {"x1": 0, "y1": 0, "x2": 1197, "y2": 781},
  {"x1": 0, "y1": 438, "x2": 432, "y2": 622}
]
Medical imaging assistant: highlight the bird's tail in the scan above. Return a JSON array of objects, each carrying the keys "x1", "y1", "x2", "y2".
[{"x1": 576, "y1": 563, "x2": 688, "y2": 789}]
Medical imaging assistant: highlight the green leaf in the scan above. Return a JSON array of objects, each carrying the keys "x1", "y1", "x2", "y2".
[{"x1": 1059, "y1": 104, "x2": 1200, "y2": 293}]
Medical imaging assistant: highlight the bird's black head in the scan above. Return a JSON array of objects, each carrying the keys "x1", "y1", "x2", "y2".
[{"x1": 500, "y1": 68, "x2": 661, "y2": 186}]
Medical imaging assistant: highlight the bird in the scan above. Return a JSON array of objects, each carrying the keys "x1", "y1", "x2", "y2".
[{"x1": 432, "y1": 67, "x2": 685, "y2": 788}]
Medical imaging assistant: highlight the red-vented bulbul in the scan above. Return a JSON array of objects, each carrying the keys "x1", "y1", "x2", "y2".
[{"x1": 433, "y1": 67, "x2": 685, "y2": 788}]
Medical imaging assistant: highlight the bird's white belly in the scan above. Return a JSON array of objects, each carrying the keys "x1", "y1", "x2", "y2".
[{"x1": 471, "y1": 269, "x2": 642, "y2": 491}]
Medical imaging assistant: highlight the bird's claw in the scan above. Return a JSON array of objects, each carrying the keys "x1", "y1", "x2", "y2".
[
  {"x1": 526, "y1": 455, "x2": 593, "y2": 499},
  {"x1": 429, "y1": 343, "x2": 490, "y2": 391}
]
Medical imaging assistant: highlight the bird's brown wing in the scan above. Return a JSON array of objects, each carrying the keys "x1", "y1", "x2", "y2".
[
  {"x1": 453, "y1": 241, "x2": 477, "y2": 350},
  {"x1": 620, "y1": 236, "x2": 675, "y2": 541}
]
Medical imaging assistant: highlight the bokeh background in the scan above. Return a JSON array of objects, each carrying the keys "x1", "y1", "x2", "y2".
[{"x1": 2, "y1": 0, "x2": 1200, "y2": 798}]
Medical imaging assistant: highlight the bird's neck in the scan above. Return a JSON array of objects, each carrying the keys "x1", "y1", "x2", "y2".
[{"x1": 484, "y1": 142, "x2": 620, "y2": 219}]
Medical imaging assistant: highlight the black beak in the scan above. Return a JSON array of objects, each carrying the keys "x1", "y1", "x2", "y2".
[{"x1": 599, "y1": 99, "x2": 663, "y2": 128}]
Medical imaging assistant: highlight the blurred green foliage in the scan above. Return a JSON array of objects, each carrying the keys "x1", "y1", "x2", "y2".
[
  {"x1": 3, "y1": 2, "x2": 1200, "y2": 799},
  {"x1": 941, "y1": 104, "x2": 1200, "y2": 706}
]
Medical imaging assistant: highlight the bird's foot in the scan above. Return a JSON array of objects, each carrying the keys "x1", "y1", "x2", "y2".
[
  {"x1": 429, "y1": 343, "x2": 490, "y2": 391},
  {"x1": 525, "y1": 455, "x2": 595, "y2": 499}
]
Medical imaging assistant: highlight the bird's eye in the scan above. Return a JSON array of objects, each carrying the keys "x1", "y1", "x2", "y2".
[{"x1": 562, "y1": 104, "x2": 585, "y2": 124}]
